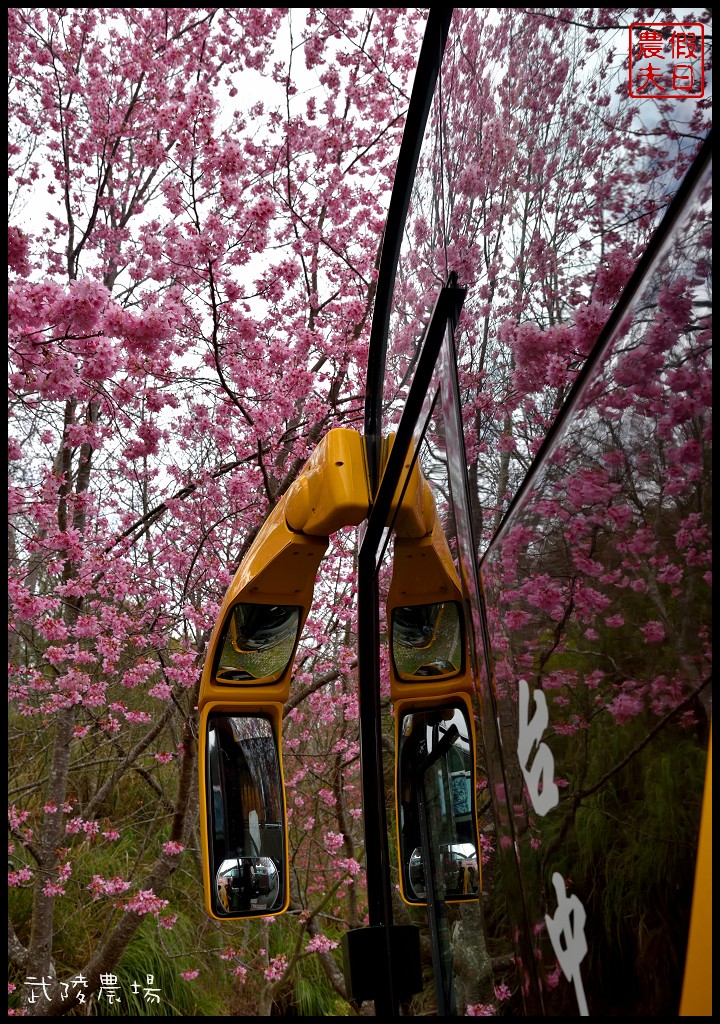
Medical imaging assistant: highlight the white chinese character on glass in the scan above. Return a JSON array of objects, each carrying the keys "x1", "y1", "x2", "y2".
[
  {"x1": 545, "y1": 872, "x2": 589, "y2": 1016},
  {"x1": 517, "y1": 678, "x2": 560, "y2": 816}
]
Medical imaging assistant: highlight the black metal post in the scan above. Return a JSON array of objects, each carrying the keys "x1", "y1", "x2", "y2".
[{"x1": 356, "y1": 285, "x2": 465, "y2": 1014}]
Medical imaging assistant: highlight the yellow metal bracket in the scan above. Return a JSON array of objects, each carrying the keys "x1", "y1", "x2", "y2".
[{"x1": 199, "y1": 428, "x2": 371, "y2": 710}]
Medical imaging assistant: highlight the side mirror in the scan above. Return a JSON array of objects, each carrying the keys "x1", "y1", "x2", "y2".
[
  {"x1": 201, "y1": 709, "x2": 289, "y2": 918},
  {"x1": 395, "y1": 698, "x2": 481, "y2": 905},
  {"x1": 391, "y1": 601, "x2": 464, "y2": 679},
  {"x1": 197, "y1": 430, "x2": 373, "y2": 919},
  {"x1": 212, "y1": 603, "x2": 301, "y2": 683}
]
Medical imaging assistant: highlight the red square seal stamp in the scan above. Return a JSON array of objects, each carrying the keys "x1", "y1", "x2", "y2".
[{"x1": 629, "y1": 23, "x2": 705, "y2": 98}]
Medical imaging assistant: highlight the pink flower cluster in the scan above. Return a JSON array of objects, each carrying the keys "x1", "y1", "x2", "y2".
[
  {"x1": 323, "y1": 830, "x2": 344, "y2": 855},
  {"x1": 124, "y1": 890, "x2": 170, "y2": 916},
  {"x1": 65, "y1": 817, "x2": 99, "y2": 838},
  {"x1": 87, "y1": 875, "x2": 132, "y2": 900},
  {"x1": 8, "y1": 867, "x2": 34, "y2": 887},
  {"x1": 263, "y1": 954, "x2": 288, "y2": 981},
  {"x1": 305, "y1": 934, "x2": 339, "y2": 953},
  {"x1": 336, "y1": 857, "x2": 362, "y2": 877}
]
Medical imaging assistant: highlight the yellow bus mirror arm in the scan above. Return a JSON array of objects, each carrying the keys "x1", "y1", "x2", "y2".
[
  {"x1": 385, "y1": 452, "x2": 471, "y2": 702},
  {"x1": 380, "y1": 432, "x2": 436, "y2": 539},
  {"x1": 199, "y1": 427, "x2": 371, "y2": 711},
  {"x1": 384, "y1": 453, "x2": 481, "y2": 909},
  {"x1": 198, "y1": 428, "x2": 371, "y2": 922}
]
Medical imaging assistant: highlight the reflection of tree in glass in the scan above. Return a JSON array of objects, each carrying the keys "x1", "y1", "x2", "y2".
[
  {"x1": 384, "y1": 8, "x2": 711, "y2": 552},
  {"x1": 480, "y1": 165, "x2": 711, "y2": 1016},
  {"x1": 227, "y1": 715, "x2": 283, "y2": 823}
]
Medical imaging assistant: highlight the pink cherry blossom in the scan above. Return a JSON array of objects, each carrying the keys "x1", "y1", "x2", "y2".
[
  {"x1": 124, "y1": 890, "x2": 170, "y2": 916},
  {"x1": 640, "y1": 621, "x2": 666, "y2": 644},
  {"x1": 604, "y1": 614, "x2": 625, "y2": 628},
  {"x1": 607, "y1": 692, "x2": 645, "y2": 725},
  {"x1": 87, "y1": 875, "x2": 131, "y2": 900},
  {"x1": 263, "y1": 954, "x2": 288, "y2": 981},
  {"x1": 323, "y1": 831, "x2": 345, "y2": 855},
  {"x1": 8, "y1": 867, "x2": 34, "y2": 887},
  {"x1": 305, "y1": 934, "x2": 339, "y2": 953}
]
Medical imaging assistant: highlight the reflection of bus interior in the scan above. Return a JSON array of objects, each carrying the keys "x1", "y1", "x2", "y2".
[
  {"x1": 398, "y1": 707, "x2": 478, "y2": 901},
  {"x1": 216, "y1": 854, "x2": 279, "y2": 913},
  {"x1": 392, "y1": 602, "x2": 462, "y2": 677},
  {"x1": 408, "y1": 843, "x2": 479, "y2": 900},
  {"x1": 209, "y1": 716, "x2": 283, "y2": 912},
  {"x1": 214, "y1": 604, "x2": 300, "y2": 682},
  {"x1": 394, "y1": 604, "x2": 445, "y2": 649},
  {"x1": 227, "y1": 604, "x2": 298, "y2": 653}
]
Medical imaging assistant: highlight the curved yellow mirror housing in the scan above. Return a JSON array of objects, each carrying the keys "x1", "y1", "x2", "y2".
[{"x1": 198, "y1": 429, "x2": 371, "y2": 918}]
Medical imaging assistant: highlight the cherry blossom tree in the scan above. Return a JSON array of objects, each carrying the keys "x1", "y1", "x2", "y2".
[
  {"x1": 8, "y1": 5, "x2": 712, "y2": 1017},
  {"x1": 8, "y1": 7, "x2": 424, "y2": 1015},
  {"x1": 379, "y1": 7, "x2": 710, "y2": 1014}
]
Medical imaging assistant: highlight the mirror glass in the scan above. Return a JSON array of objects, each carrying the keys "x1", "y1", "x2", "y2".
[
  {"x1": 408, "y1": 843, "x2": 479, "y2": 900},
  {"x1": 392, "y1": 601, "x2": 463, "y2": 679},
  {"x1": 397, "y1": 703, "x2": 480, "y2": 903},
  {"x1": 206, "y1": 713, "x2": 286, "y2": 916},
  {"x1": 213, "y1": 603, "x2": 300, "y2": 683}
]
